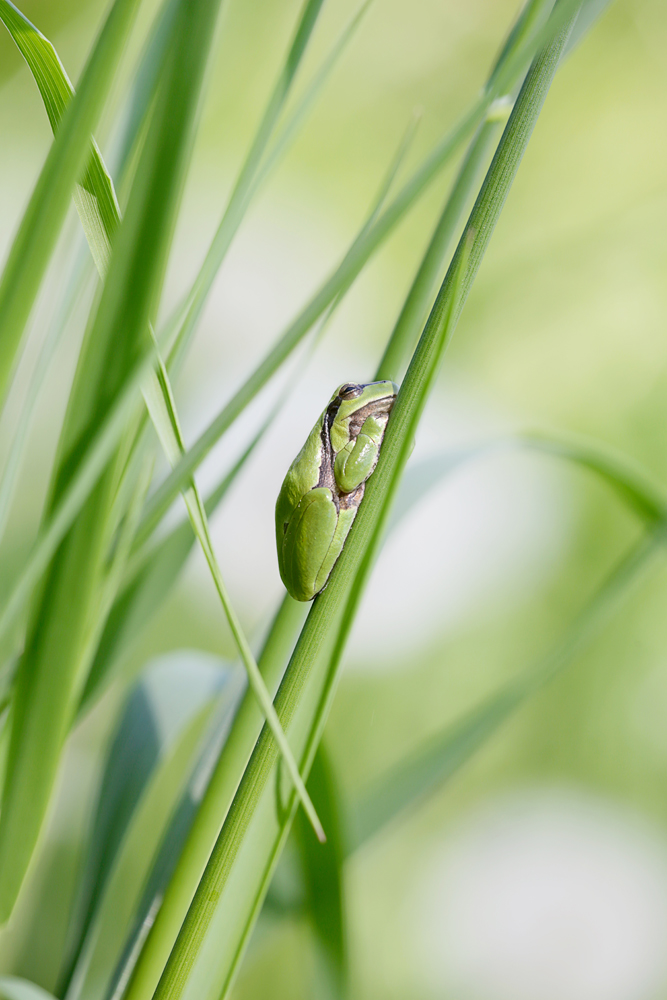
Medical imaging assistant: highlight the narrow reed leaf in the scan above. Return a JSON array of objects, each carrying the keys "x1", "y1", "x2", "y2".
[
  {"x1": 0, "y1": 336, "x2": 158, "y2": 650},
  {"x1": 149, "y1": 14, "x2": 581, "y2": 1000},
  {"x1": 293, "y1": 745, "x2": 348, "y2": 999},
  {"x1": 80, "y1": 423, "x2": 267, "y2": 711},
  {"x1": 107, "y1": 109, "x2": 420, "y2": 991},
  {"x1": 112, "y1": 104, "x2": 423, "y2": 985},
  {"x1": 0, "y1": 248, "x2": 92, "y2": 546},
  {"x1": 349, "y1": 530, "x2": 664, "y2": 850},
  {"x1": 0, "y1": 0, "x2": 224, "y2": 923},
  {"x1": 376, "y1": 114, "x2": 504, "y2": 383},
  {"x1": 138, "y1": 98, "x2": 418, "y2": 541},
  {"x1": 0, "y1": 0, "x2": 139, "y2": 403}
]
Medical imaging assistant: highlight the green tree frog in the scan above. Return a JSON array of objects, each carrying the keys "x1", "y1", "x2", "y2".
[{"x1": 276, "y1": 380, "x2": 398, "y2": 601}]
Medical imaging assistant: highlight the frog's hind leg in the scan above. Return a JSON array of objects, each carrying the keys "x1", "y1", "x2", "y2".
[
  {"x1": 283, "y1": 488, "x2": 338, "y2": 601},
  {"x1": 312, "y1": 503, "x2": 358, "y2": 597}
]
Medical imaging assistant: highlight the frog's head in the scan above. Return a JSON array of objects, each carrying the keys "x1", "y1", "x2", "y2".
[{"x1": 328, "y1": 380, "x2": 398, "y2": 452}]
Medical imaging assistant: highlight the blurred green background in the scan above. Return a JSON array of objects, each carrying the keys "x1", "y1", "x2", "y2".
[{"x1": 2, "y1": 0, "x2": 667, "y2": 997}]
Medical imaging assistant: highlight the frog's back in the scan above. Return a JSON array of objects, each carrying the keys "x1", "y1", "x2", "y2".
[{"x1": 275, "y1": 414, "x2": 325, "y2": 527}]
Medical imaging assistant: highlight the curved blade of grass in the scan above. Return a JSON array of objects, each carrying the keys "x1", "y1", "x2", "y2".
[
  {"x1": 0, "y1": 978, "x2": 57, "y2": 1000},
  {"x1": 376, "y1": 112, "x2": 506, "y2": 383},
  {"x1": 92, "y1": 111, "x2": 421, "y2": 993},
  {"x1": 0, "y1": 0, "x2": 224, "y2": 923},
  {"x1": 149, "y1": 14, "x2": 580, "y2": 1000},
  {"x1": 349, "y1": 528, "x2": 664, "y2": 850},
  {"x1": 392, "y1": 430, "x2": 666, "y2": 536},
  {"x1": 139, "y1": 0, "x2": 572, "y2": 535},
  {"x1": 137, "y1": 98, "x2": 420, "y2": 544},
  {"x1": 293, "y1": 744, "x2": 348, "y2": 999},
  {"x1": 0, "y1": 0, "x2": 139, "y2": 403},
  {"x1": 80, "y1": 419, "x2": 267, "y2": 712},
  {"x1": 517, "y1": 429, "x2": 666, "y2": 523}
]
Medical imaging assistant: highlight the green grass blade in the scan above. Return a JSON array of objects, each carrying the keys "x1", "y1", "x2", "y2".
[
  {"x1": 376, "y1": 112, "x2": 506, "y2": 383},
  {"x1": 137, "y1": 101, "x2": 417, "y2": 544},
  {"x1": 349, "y1": 530, "x2": 663, "y2": 850},
  {"x1": 149, "y1": 14, "x2": 580, "y2": 1000},
  {"x1": 0, "y1": 0, "x2": 139, "y2": 402},
  {"x1": 0, "y1": 336, "x2": 158, "y2": 650},
  {"x1": 106, "y1": 110, "x2": 422, "y2": 985},
  {"x1": 0, "y1": 247, "x2": 92, "y2": 546},
  {"x1": 80, "y1": 422, "x2": 266, "y2": 712},
  {"x1": 293, "y1": 744, "x2": 348, "y2": 999},
  {"x1": 112, "y1": 0, "x2": 182, "y2": 185},
  {"x1": 0, "y1": 0, "x2": 224, "y2": 923},
  {"x1": 138, "y1": 100, "x2": 486, "y2": 528}
]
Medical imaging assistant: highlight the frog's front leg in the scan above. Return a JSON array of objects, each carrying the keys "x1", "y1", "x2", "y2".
[{"x1": 334, "y1": 414, "x2": 386, "y2": 493}]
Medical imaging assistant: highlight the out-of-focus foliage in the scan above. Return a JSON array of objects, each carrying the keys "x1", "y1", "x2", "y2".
[{"x1": 0, "y1": 0, "x2": 666, "y2": 998}]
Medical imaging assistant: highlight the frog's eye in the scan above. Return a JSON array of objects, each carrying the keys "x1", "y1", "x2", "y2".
[{"x1": 338, "y1": 383, "x2": 362, "y2": 400}]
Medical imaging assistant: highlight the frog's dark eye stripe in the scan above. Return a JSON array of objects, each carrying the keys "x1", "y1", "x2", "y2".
[{"x1": 339, "y1": 383, "x2": 362, "y2": 399}]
